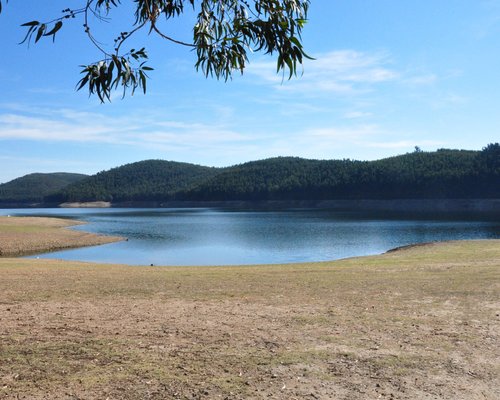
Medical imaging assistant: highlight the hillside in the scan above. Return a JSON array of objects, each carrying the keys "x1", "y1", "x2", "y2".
[
  {"x1": 181, "y1": 157, "x2": 360, "y2": 200},
  {"x1": 0, "y1": 173, "x2": 88, "y2": 204},
  {"x1": 182, "y1": 145, "x2": 499, "y2": 201},
  {"x1": 3, "y1": 144, "x2": 499, "y2": 205},
  {"x1": 47, "y1": 160, "x2": 220, "y2": 203}
]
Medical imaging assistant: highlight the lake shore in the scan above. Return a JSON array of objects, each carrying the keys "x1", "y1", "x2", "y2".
[
  {"x1": 0, "y1": 216, "x2": 123, "y2": 257},
  {"x1": 0, "y1": 216, "x2": 498, "y2": 399},
  {"x1": 1, "y1": 198, "x2": 499, "y2": 215}
]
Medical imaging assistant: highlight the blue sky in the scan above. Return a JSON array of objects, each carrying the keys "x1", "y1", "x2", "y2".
[{"x1": 1, "y1": 1, "x2": 499, "y2": 183}]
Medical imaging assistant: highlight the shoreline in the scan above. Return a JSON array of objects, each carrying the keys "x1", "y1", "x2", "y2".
[
  {"x1": 0, "y1": 216, "x2": 123, "y2": 258},
  {"x1": 0, "y1": 198, "x2": 499, "y2": 215},
  {"x1": 1, "y1": 215, "x2": 498, "y2": 265}
]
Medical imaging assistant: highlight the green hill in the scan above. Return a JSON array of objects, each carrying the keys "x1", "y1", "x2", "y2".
[
  {"x1": 48, "y1": 160, "x2": 220, "y2": 203},
  {"x1": 3, "y1": 144, "x2": 499, "y2": 205},
  {"x1": 181, "y1": 156, "x2": 356, "y2": 200},
  {"x1": 0, "y1": 173, "x2": 88, "y2": 204},
  {"x1": 182, "y1": 145, "x2": 499, "y2": 201}
]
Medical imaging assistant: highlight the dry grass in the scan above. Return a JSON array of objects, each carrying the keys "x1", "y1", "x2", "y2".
[
  {"x1": 0, "y1": 216, "x2": 498, "y2": 399},
  {"x1": 0, "y1": 216, "x2": 122, "y2": 257}
]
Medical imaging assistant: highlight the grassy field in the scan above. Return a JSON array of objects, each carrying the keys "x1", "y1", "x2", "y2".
[{"x1": 0, "y1": 217, "x2": 499, "y2": 399}]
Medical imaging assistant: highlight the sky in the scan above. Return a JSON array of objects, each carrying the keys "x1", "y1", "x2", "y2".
[{"x1": 0, "y1": 1, "x2": 499, "y2": 183}]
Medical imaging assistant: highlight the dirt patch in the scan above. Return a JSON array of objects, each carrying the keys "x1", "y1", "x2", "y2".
[
  {"x1": 0, "y1": 216, "x2": 122, "y2": 257},
  {"x1": 0, "y1": 240, "x2": 498, "y2": 399}
]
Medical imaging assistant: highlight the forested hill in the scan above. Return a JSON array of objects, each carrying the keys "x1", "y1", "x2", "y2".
[
  {"x1": 47, "y1": 160, "x2": 220, "y2": 203},
  {"x1": 2, "y1": 144, "x2": 499, "y2": 205},
  {"x1": 0, "y1": 173, "x2": 87, "y2": 203},
  {"x1": 181, "y1": 145, "x2": 499, "y2": 201}
]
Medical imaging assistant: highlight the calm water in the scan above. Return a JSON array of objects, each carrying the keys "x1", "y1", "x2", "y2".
[{"x1": 2, "y1": 208, "x2": 499, "y2": 266}]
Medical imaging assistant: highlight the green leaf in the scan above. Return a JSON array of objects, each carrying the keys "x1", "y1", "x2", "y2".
[
  {"x1": 21, "y1": 20, "x2": 40, "y2": 27},
  {"x1": 107, "y1": 60, "x2": 115, "y2": 85},
  {"x1": 44, "y1": 21, "x2": 63, "y2": 41},
  {"x1": 35, "y1": 24, "x2": 46, "y2": 43},
  {"x1": 289, "y1": 36, "x2": 301, "y2": 47},
  {"x1": 139, "y1": 70, "x2": 146, "y2": 94},
  {"x1": 19, "y1": 25, "x2": 36, "y2": 45},
  {"x1": 76, "y1": 75, "x2": 89, "y2": 91},
  {"x1": 13, "y1": 0, "x2": 312, "y2": 101}
]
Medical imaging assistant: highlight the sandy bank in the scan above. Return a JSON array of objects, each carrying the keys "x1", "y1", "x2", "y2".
[
  {"x1": 0, "y1": 216, "x2": 123, "y2": 257},
  {"x1": 59, "y1": 201, "x2": 112, "y2": 208}
]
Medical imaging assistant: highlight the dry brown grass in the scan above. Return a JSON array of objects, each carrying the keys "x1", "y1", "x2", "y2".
[
  {"x1": 0, "y1": 216, "x2": 498, "y2": 399},
  {"x1": 0, "y1": 216, "x2": 122, "y2": 257}
]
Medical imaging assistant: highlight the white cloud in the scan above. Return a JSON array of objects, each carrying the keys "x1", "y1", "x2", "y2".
[
  {"x1": 0, "y1": 113, "x2": 121, "y2": 143},
  {"x1": 0, "y1": 107, "x2": 254, "y2": 151},
  {"x1": 246, "y1": 50, "x2": 400, "y2": 94},
  {"x1": 0, "y1": 105, "x2": 440, "y2": 161}
]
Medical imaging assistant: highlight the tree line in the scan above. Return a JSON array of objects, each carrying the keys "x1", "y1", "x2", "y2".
[
  {"x1": 181, "y1": 145, "x2": 499, "y2": 201},
  {"x1": 1, "y1": 144, "x2": 498, "y2": 205},
  {"x1": 47, "y1": 144, "x2": 500, "y2": 203}
]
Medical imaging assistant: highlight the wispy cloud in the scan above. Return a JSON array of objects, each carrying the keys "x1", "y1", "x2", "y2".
[
  {"x1": 0, "y1": 106, "x2": 254, "y2": 150},
  {"x1": 246, "y1": 50, "x2": 400, "y2": 95},
  {"x1": 0, "y1": 102, "x2": 449, "y2": 162},
  {"x1": 0, "y1": 113, "x2": 124, "y2": 143}
]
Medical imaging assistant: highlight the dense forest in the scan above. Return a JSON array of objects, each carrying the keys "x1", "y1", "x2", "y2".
[
  {"x1": 1, "y1": 144, "x2": 499, "y2": 205},
  {"x1": 45, "y1": 160, "x2": 220, "y2": 203},
  {"x1": 0, "y1": 173, "x2": 87, "y2": 203},
  {"x1": 181, "y1": 145, "x2": 499, "y2": 201}
]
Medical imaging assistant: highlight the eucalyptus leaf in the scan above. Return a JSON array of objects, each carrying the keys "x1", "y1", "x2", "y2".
[{"x1": 9, "y1": 1, "x2": 311, "y2": 102}]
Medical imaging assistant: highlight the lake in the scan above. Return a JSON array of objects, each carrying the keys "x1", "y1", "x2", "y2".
[{"x1": 1, "y1": 208, "x2": 499, "y2": 266}]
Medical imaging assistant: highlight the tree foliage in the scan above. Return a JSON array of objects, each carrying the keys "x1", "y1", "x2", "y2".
[
  {"x1": 1, "y1": 0, "x2": 311, "y2": 102},
  {"x1": 0, "y1": 173, "x2": 87, "y2": 203},
  {"x1": 1, "y1": 145, "x2": 493, "y2": 205},
  {"x1": 182, "y1": 149, "x2": 491, "y2": 201},
  {"x1": 45, "y1": 160, "x2": 220, "y2": 203}
]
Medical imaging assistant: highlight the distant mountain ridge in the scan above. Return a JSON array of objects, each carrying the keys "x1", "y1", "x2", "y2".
[
  {"x1": 1, "y1": 144, "x2": 499, "y2": 206},
  {"x1": 46, "y1": 159, "x2": 220, "y2": 203},
  {"x1": 181, "y1": 147, "x2": 499, "y2": 201},
  {"x1": 0, "y1": 172, "x2": 87, "y2": 204}
]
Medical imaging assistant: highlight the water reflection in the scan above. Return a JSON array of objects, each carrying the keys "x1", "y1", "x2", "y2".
[{"x1": 1, "y1": 208, "x2": 498, "y2": 266}]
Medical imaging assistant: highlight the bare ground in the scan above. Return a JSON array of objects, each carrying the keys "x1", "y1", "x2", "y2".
[{"x1": 0, "y1": 217, "x2": 498, "y2": 399}]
